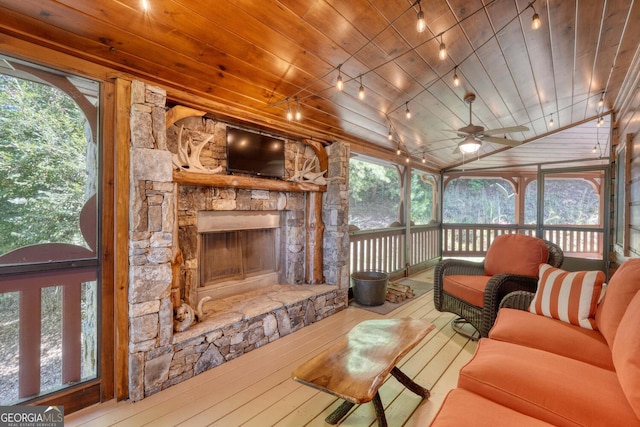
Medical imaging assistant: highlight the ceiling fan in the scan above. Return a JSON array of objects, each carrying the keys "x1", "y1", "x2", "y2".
[{"x1": 447, "y1": 93, "x2": 529, "y2": 154}]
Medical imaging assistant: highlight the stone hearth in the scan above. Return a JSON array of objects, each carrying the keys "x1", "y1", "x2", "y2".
[{"x1": 125, "y1": 81, "x2": 350, "y2": 401}]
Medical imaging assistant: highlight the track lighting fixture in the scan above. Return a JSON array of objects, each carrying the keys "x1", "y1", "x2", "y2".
[
  {"x1": 416, "y1": 2, "x2": 426, "y2": 33},
  {"x1": 286, "y1": 99, "x2": 293, "y2": 121},
  {"x1": 295, "y1": 98, "x2": 302, "y2": 121},
  {"x1": 439, "y1": 35, "x2": 446, "y2": 60},
  {"x1": 336, "y1": 66, "x2": 344, "y2": 91},
  {"x1": 453, "y1": 67, "x2": 460, "y2": 87},
  {"x1": 531, "y1": 6, "x2": 541, "y2": 30},
  {"x1": 405, "y1": 102, "x2": 411, "y2": 119},
  {"x1": 358, "y1": 75, "x2": 365, "y2": 100},
  {"x1": 549, "y1": 114, "x2": 554, "y2": 127}
]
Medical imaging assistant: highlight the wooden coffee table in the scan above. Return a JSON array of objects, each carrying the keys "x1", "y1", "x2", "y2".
[{"x1": 292, "y1": 318, "x2": 435, "y2": 427}]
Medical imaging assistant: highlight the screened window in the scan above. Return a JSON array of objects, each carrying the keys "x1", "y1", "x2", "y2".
[
  {"x1": 443, "y1": 178, "x2": 515, "y2": 224},
  {"x1": 410, "y1": 172, "x2": 435, "y2": 225},
  {"x1": 348, "y1": 157, "x2": 400, "y2": 230}
]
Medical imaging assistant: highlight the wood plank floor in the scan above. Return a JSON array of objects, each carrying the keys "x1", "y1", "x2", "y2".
[{"x1": 66, "y1": 272, "x2": 477, "y2": 426}]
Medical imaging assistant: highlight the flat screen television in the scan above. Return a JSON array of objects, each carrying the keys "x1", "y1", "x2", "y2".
[{"x1": 226, "y1": 127, "x2": 286, "y2": 178}]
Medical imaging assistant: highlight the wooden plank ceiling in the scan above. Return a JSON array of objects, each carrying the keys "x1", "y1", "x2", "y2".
[{"x1": 0, "y1": 0, "x2": 638, "y2": 173}]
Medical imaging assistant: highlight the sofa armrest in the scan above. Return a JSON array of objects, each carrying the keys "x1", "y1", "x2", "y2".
[
  {"x1": 434, "y1": 258, "x2": 485, "y2": 310},
  {"x1": 480, "y1": 275, "x2": 538, "y2": 337},
  {"x1": 499, "y1": 290, "x2": 536, "y2": 310}
]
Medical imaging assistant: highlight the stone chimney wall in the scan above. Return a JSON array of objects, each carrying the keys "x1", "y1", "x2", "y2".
[{"x1": 125, "y1": 80, "x2": 350, "y2": 401}]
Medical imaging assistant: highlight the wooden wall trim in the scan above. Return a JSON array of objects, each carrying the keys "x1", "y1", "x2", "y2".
[
  {"x1": 100, "y1": 80, "x2": 116, "y2": 401},
  {"x1": 114, "y1": 78, "x2": 131, "y2": 401}
]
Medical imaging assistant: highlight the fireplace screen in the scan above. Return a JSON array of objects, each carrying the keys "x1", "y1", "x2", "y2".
[{"x1": 199, "y1": 228, "x2": 278, "y2": 286}]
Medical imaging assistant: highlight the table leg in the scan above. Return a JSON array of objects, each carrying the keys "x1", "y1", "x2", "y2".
[
  {"x1": 390, "y1": 366, "x2": 430, "y2": 398},
  {"x1": 372, "y1": 392, "x2": 387, "y2": 427},
  {"x1": 325, "y1": 400, "x2": 355, "y2": 425}
]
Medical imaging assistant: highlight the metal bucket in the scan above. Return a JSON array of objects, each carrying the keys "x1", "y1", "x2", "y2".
[{"x1": 351, "y1": 271, "x2": 388, "y2": 306}]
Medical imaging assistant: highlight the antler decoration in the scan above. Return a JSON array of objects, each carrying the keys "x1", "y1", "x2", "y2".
[
  {"x1": 172, "y1": 125, "x2": 223, "y2": 173},
  {"x1": 289, "y1": 148, "x2": 327, "y2": 185}
]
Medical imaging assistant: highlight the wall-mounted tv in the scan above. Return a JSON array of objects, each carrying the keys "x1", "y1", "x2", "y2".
[{"x1": 226, "y1": 127, "x2": 286, "y2": 178}]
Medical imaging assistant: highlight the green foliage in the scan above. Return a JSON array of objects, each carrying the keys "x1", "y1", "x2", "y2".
[
  {"x1": 0, "y1": 74, "x2": 89, "y2": 255},
  {"x1": 348, "y1": 159, "x2": 400, "y2": 229},
  {"x1": 410, "y1": 173, "x2": 434, "y2": 225},
  {"x1": 443, "y1": 178, "x2": 515, "y2": 224}
]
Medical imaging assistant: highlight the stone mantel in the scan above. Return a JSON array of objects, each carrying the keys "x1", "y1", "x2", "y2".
[{"x1": 173, "y1": 170, "x2": 326, "y2": 192}]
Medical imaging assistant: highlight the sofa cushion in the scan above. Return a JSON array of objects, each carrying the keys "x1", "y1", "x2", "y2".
[
  {"x1": 458, "y1": 339, "x2": 639, "y2": 427},
  {"x1": 612, "y1": 291, "x2": 640, "y2": 419},
  {"x1": 596, "y1": 258, "x2": 640, "y2": 346},
  {"x1": 430, "y1": 388, "x2": 555, "y2": 427},
  {"x1": 529, "y1": 264, "x2": 605, "y2": 329},
  {"x1": 489, "y1": 308, "x2": 614, "y2": 370},
  {"x1": 443, "y1": 275, "x2": 491, "y2": 307},
  {"x1": 484, "y1": 234, "x2": 549, "y2": 277}
]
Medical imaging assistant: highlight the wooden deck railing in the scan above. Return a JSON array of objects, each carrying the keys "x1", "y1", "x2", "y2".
[
  {"x1": 349, "y1": 224, "x2": 440, "y2": 275},
  {"x1": 0, "y1": 265, "x2": 96, "y2": 402},
  {"x1": 443, "y1": 224, "x2": 604, "y2": 259},
  {"x1": 349, "y1": 223, "x2": 604, "y2": 277}
]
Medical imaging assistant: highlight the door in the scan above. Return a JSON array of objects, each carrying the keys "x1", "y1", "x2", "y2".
[{"x1": 0, "y1": 55, "x2": 108, "y2": 413}]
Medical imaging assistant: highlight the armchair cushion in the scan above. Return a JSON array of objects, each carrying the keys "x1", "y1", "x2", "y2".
[
  {"x1": 595, "y1": 258, "x2": 640, "y2": 346},
  {"x1": 443, "y1": 275, "x2": 491, "y2": 308},
  {"x1": 612, "y1": 290, "x2": 640, "y2": 419},
  {"x1": 484, "y1": 234, "x2": 549, "y2": 277},
  {"x1": 529, "y1": 264, "x2": 605, "y2": 330}
]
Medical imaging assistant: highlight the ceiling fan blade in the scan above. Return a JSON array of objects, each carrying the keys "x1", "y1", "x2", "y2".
[
  {"x1": 483, "y1": 136, "x2": 522, "y2": 146},
  {"x1": 482, "y1": 125, "x2": 529, "y2": 135}
]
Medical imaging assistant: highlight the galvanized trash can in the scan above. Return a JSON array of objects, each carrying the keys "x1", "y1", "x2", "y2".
[{"x1": 351, "y1": 271, "x2": 389, "y2": 306}]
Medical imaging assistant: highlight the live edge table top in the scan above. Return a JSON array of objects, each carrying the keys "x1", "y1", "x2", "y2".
[{"x1": 291, "y1": 318, "x2": 435, "y2": 404}]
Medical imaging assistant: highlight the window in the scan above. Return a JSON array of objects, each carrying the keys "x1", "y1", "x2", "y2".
[
  {"x1": 410, "y1": 172, "x2": 435, "y2": 225},
  {"x1": 348, "y1": 157, "x2": 400, "y2": 230},
  {"x1": 443, "y1": 178, "x2": 515, "y2": 224}
]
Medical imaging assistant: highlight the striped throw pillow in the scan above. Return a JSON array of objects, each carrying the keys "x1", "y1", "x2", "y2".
[{"x1": 529, "y1": 264, "x2": 606, "y2": 330}]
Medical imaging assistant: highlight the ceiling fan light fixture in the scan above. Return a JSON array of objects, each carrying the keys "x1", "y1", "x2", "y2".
[
  {"x1": 458, "y1": 136, "x2": 481, "y2": 154},
  {"x1": 416, "y1": 7, "x2": 426, "y2": 33}
]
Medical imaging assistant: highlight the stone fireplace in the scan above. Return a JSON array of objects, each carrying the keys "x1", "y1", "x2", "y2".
[
  {"x1": 196, "y1": 211, "x2": 282, "y2": 300},
  {"x1": 125, "y1": 81, "x2": 350, "y2": 401}
]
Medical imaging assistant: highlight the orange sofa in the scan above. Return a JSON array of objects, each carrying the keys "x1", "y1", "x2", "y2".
[{"x1": 430, "y1": 258, "x2": 640, "y2": 427}]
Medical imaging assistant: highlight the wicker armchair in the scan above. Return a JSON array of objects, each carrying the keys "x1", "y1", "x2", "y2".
[{"x1": 434, "y1": 236, "x2": 564, "y2": 338}]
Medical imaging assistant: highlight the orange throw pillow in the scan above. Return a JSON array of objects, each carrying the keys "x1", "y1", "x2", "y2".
[
  {"x1": 529, "y1": 264, "x2": 605, "y2": 330},
  {"x1": 484, "y1": 234, "x2": 549, "y2": 277}
]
